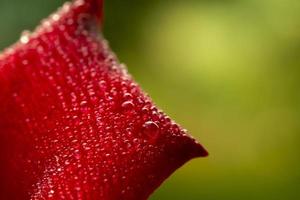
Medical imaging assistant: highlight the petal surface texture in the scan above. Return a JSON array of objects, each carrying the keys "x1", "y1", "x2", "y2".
[{"x1": 0, "y1": 0, "x2": 207, "y2": 199}]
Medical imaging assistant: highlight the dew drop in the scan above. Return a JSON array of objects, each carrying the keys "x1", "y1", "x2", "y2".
[
  {"x1": 51, "y1": 14, "x2": 60, "y2": 21},
  {"x1": 20, "y1": 30, "x2": 31, "y2": 44},
  {"x1": 123, "y1": 93, "x2": 132, "y2": 100},
  {"x1": 133, "y1": 138, "x2": 139, "y2": 144},
  {"x1": 49, "y1": 190, "x2": 54, "y2": 194},
  {"x1": 182, "y1": 129, "x2": 188, "y2": 135},
  {"x1": 80, "y1": 101, "x2": 88, "y2": 106},
  {"x1": 22, "y1": 60, "x2": 29, "y2": 65},
  {"x1": 121, "y1": 101, "x2": 134, "y2": 110},
  {"x1": 142, "y1": 121, "x2": 160, "y2": 140},
  {"x1": 141, "y1": 104, "x2": 150, "y2": 114}
]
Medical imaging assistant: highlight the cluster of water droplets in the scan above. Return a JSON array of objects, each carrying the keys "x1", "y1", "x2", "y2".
[{"x1": 0, "y1": 0, "x2": 206, "y2": 199}]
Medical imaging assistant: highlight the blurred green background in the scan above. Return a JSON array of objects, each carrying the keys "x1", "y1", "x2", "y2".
[{"x1": 0, "y1": 0, "x2": 300, "y2": 199}]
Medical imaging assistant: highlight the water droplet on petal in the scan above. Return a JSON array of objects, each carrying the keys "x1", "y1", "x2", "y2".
[
  {"x1": 123, "y1": 93, "x2": 133, "y2": 100},
  {"x1": 80, "y1": 101, "x2": 87, "y2": 106},
  {"x1": 20, "y1": 30, "x2": 31, "y2": 44},
  {"x1": 142, "y1": 121, "x2": 160, "y2": 141},
  {"x1": 121, "y1": 101, "x2": 134, "y2": 110},
  {"x1": 51, "y1": 14, "x2": 60, "y2": 21}
]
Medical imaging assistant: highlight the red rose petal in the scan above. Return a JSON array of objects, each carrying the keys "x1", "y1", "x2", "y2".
[{"x1": 0, "y1": 0, "x2": 208, "y2": 199}]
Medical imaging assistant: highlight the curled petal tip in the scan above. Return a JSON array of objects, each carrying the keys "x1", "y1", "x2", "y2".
[
  {"x1": 198, "y1": 144, "x2": 209, "y2": 157},
  {"x1": 190, "y1": 140, "x2": 209, "y2": 158}
]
